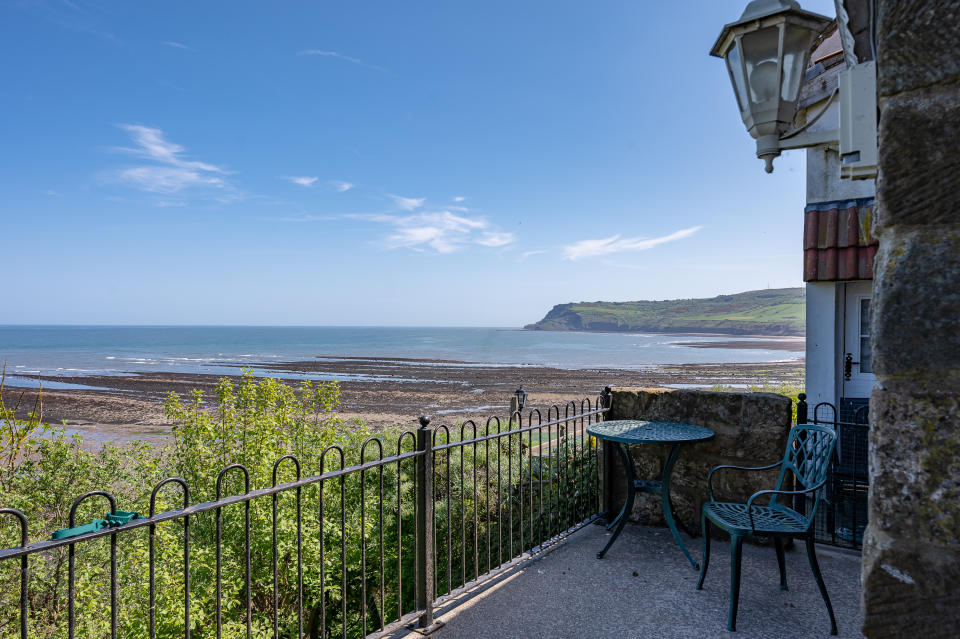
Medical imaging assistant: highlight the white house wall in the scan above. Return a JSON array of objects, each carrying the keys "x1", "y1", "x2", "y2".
[
  {"x1": 806, "y1": 145, "x2": 876, "y2": 203},
  {"x1": 805, "y1": 281, "x2": 840, "y2": 410}
]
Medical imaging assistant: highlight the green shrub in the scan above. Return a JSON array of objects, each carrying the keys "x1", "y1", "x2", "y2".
[{"x1": 0, "y1": 372, "x2": 596, "y2": 638}]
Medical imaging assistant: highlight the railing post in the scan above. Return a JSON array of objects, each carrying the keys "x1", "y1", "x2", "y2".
[
  {"x1": 414, "y1": 416, "x2": 442, "y2": 633},
  {"x1": 796, "y1": 392, "x2": 808, "y2": 425},
  {"x1": 600, "y1": 386, "x2": 615, "y2": 522}
]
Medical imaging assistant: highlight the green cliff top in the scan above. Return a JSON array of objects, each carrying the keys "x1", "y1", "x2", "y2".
[{"x1": 525, "y1": 287, "x2": 804, "y2": 336}]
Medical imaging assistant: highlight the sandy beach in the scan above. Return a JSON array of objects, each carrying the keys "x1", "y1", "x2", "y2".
[{"x1": 3, "y1": 352, "x2": 804, "y2": 444}]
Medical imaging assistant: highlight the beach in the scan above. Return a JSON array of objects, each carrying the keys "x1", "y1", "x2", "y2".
[{"x1": 3, "y1": 353, "x2": 804, "y2": 444}]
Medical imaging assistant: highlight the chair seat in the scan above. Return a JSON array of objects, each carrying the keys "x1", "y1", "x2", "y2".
[{"x1": 703, "y1": 501, "x2": 809, "y2": 535}]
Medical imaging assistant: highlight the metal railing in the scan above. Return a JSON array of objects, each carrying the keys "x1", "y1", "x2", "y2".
[
  {"x1": 796, "y1": 394, "x2": 869, "y2": 549},
  {"x1": 0, "y1": 395, "x2": 608, "y2": 638}
]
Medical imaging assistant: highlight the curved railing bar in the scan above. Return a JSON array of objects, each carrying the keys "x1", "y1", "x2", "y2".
[
  {"x1": 527, "y1": 408, "x2": 543, "y2": 425},
  {"x1": 546, "y1": 405, "x2": 560, "y2": 422},
  {"x1": 395, "y1": 430, "x2": 417, "y2": 618},
  {"x1": 0, "y1": 508, "x2": 27, "y2": 639},
  {"x1": 359, "y1": 437, "x2": 385, "y2": 636},
  {"x1": 214, "y1": 464, "x2": 251, "y2": 639},
  {"x1": 459, "y1": 420, "x2": 478, "y2": 440},
  {"x1": 318, "y1": 444, "x2": 346, "y2": 637},
  {"x1": 812, "y1": 401, "x2": 838, "y2": 425},
  {"x1": 431, "y1": 424, "x2": 450, "y2": 447},
  {"x1": 215, "y1": 464, "x2": 251, "y2": 499},
  {"x1": 270, "y1": 455, "x2": 302, "y2": 639},
  {"x1": 148, "y1": 478, "x2": 190, "y2": 639},
  {"x1": 272, "y1": 455, "x2": 302, "y2": 486},
  {"x1": 68, "y1": 491, "x2": 117, "y2": 639}
]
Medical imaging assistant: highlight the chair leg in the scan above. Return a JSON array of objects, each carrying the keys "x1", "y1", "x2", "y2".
[
  {"x1": 805, "y1": 535, "x2": 838, "y2": 636},
  {"x1": 697, "y1": 512, "x2": 710, "y2": 590},
  {"x1": 774, "y1": 537, "x2": 788, "y2": 591},
  {"x1": 728, "y1": 534, "x2": 744, "y2": 632}
]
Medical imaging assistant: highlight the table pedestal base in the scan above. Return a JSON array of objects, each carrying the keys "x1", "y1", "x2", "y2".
[{"x1": 597, "y1": 441, "x2": 699, "y2": 570}]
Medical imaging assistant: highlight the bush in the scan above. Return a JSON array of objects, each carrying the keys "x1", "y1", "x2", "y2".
[{"x1": 0, "y1": 372, "x2": 596, "y2": 638}]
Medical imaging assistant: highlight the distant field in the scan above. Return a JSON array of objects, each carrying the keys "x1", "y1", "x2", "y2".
[{"x1": 525, "y1": 288, "x2": 805, "y2": 336}]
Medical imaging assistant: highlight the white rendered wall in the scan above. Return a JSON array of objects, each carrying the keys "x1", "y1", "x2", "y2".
[
  {"x1": 805, "y1": 281, "x2": 840, "y2": 409},
  {"x1": 806, "y1": 145, "x2": 876, "y2": 203}
]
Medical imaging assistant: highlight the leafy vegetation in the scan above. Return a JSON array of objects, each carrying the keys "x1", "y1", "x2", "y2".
[
  {"x1": 525, "y1": 287, "x2": 805, "y2": 336},
  {"x1": 0, "y1": 372, "x2": 595, "y2": 638}
]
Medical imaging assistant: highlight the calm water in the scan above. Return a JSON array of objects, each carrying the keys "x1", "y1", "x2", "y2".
[{"x1": 0, "y1": 326, "x2": 800, "y2": 385}]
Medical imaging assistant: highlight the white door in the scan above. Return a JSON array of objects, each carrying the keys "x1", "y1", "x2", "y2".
[{"x1": 842, "y1": 281, "x2": 876, "y2": 399}]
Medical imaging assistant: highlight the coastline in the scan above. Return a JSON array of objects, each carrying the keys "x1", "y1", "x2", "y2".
[{"x1": 3, "y1": 355, "x2": 804, "y2": 443}]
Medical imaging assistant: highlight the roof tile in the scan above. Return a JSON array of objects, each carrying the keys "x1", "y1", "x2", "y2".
[{"x1": 803, "y1": 199, "x2": 877, "y2": 282}]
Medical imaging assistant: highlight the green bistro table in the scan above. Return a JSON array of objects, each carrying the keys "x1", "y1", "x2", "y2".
[{"x1": 588, "y1": 420, "x2": 715, "y2": 569}]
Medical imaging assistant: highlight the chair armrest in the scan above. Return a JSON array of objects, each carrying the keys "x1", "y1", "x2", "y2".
[
  {"x1": 744, "y1": 481, "x2": 827, "y2": 533},
  {"x1": 705, "y1": 462, "x2": 782, "y2": 501}
]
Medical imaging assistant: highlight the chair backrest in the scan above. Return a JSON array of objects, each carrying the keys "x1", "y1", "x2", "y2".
[{"x1": 772, "y1": 424, "x2": 837, "y2": 511}]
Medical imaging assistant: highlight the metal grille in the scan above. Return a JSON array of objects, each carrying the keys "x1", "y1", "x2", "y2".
[
  {"x1": 0, "y1": 397, "x2": 607, "y2": 638},
  {"x1": 797, "y1": 398, "x2": 869, "y2": 549}
]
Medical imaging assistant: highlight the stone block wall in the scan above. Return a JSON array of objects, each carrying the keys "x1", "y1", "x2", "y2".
[
  {"x1": 862, "y1": 2, "x2": 960, "y2": 636},
  {"x1": 605, "y1": 387, "x2": 792, "y2": 535}
]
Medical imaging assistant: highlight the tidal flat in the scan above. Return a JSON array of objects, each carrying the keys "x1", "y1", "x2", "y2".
[{"x1": 3, "y1": 355, "x2": 804, "y2": 445}]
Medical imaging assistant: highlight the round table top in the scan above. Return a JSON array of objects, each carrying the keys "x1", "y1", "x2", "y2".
[{"x1": 587, "y1": 420, "x2": 714, "y2": 445}]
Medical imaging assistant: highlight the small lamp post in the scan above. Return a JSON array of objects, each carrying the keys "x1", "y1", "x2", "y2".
[
  {"x1": 710, "y1": 0, "x2": 832, "y2": 172},
  {"x1": 511, "y1": 386, "x2": 528, "y2": 414}
]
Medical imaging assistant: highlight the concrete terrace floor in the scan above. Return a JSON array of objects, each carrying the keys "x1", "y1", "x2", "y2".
[{"x1": 394, "y1": 523, "x2": 864, "y2": 639}]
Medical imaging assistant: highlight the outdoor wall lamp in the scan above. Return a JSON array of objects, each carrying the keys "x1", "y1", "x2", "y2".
[
  {"x1": 710, "y1": 0, "x2": 833, "y2": 173},
  {"x1": 514, "y1": 386, "x2": 528, "y2": 411}
]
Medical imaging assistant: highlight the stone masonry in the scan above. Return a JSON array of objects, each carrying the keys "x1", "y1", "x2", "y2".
[
  {"x1": 861, "y1": 1, "x2": 960, "y2": 636},
  {"x1": 605, "y1": 387, "x2": 792, "y2": 535}
]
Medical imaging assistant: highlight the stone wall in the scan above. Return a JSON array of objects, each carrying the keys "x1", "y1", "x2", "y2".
[
  {"x1": 862, "y1": 2, "x2": 960, "y2": 636},
  {"x1": 605, "y1": 387, "x2": 792, "y2": 535}
]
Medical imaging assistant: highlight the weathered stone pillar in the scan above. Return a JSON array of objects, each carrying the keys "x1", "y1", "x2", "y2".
[{"x1": 863, "y1": 2, "x2": 960, "y2": 636}]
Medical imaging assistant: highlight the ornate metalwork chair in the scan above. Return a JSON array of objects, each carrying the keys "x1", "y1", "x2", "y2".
[{"x1": 696, "y1": 424, "x2": 838, "y2": 634}]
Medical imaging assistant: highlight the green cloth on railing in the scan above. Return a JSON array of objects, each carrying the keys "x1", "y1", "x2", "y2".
[{"x1": 51, "y1": 511, "x2": 140, "y2": 540}]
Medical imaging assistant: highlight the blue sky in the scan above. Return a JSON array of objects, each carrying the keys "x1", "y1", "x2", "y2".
[{"x1": 1, "y1": 0, "x2": 838, "y2": 326}]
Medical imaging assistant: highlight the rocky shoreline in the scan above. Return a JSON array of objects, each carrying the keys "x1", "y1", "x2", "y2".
[{"x1": 3, "y1": 355, "x2": 804, "y2": 444}]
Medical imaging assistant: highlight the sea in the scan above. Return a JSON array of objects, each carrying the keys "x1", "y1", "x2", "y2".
[{"x1": 0, "y1": 326, "x2": 801, "y2": 390}]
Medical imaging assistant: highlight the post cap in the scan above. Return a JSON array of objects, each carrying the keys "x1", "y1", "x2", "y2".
[{"x1": 418, "y1": 415, "x2": 431, "y2": 428}]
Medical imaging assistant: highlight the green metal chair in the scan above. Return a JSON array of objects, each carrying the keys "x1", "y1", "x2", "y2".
[{"x1": 696, "y1": 424, "x2": 838, "y2": 634}]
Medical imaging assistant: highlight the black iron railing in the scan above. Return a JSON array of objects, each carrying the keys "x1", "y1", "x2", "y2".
[
  {"x1": 796, "y1": 394, "x2": 869, "y2": 549},
  {"x1": 0, "y1": 396, "x2": 608, "y2": 638}
]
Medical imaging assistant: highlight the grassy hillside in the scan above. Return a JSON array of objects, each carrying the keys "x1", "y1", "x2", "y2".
[{"x1": 525, "y1": 288, "x2": 805, "y2": 336}]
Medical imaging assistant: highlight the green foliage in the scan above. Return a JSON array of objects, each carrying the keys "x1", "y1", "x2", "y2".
[
  {"x1": 0, "y1": 373, "x2": 598, "y2": 638},
  {"x1": 526, "y1": 287, "x2": 805, "y2": 335}
]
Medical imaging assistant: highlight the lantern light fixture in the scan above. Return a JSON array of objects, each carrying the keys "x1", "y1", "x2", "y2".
[
  {"x1": 711, "y1": 0, "x2": 833, "y2": 173},
  {"x1": 514, "y1": 386, "x2": 528, "y2": 411}
]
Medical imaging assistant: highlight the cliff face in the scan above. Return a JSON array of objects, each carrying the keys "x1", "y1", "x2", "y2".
[{"x1": 525, "y1": 288, "x2": 805, "y2": 336}]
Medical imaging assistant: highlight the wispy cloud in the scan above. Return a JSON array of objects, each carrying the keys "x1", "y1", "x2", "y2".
[
  {"x1": 562, "y1": 226, "x2": 702, "y2": 260},
  {"x1": 29, "y1": 0, "x2": 119, "y2": 42},
  {"x1": 298, "y1": 49, "x2": 386, "y2": 72},
  {"x1": 476, "y1": 232, "x2": 514, "y2": 247},
  {"x1": 109, "y1": 124, "x2": 231, "y2": 196},
  {"x1": 273, "y1": 214, "x2": 341, "y2": 223},
  {"x1": 330, "y1": 180, "x2": 355, "y2": 192},
  {"x1": 284, "y1": 176, "x2": 319, "y2": 187},
  {"x1": 346, "y1": 211, "x2": 515, "y2": 254},
  {"x1": 389, "y1": 194, "x2": 425, "y2": 211},
  {"x1": 452, "y1": 196, "x2": 467, "y2": 202},
  {"x1": 162, "y1": 41, "x2": 191, "y2": 50},
  {"x1": 519, "y1": 249, "x2": 546, "y2": 261}
]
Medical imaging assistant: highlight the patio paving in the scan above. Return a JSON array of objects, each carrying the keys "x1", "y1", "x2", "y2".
[{"x1": 394, "y1": 522, "x2": 864, "y2": 639}]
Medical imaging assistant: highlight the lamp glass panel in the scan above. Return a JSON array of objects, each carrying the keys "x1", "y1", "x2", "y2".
[
  {"x1": 741, "y1": 26, "x2": 782, "y2": 104},
  {"x1": 725, "y1": 40, "x2": 749, "y2": 112},
  {"x1": 781, "y1": 24, "x2": 813, "y2": 101}
]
